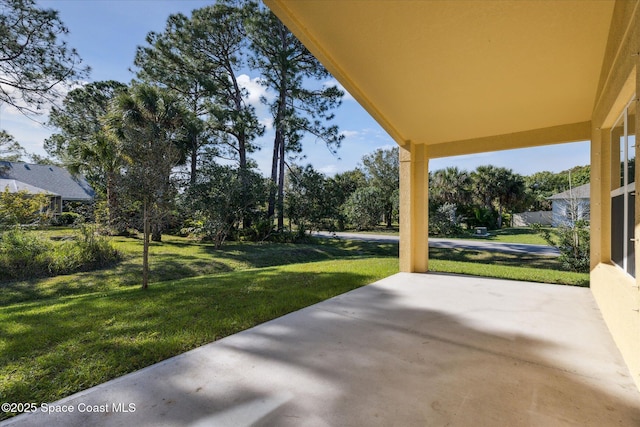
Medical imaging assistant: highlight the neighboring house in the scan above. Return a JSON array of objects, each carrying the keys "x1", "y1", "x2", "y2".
[
  {"x1": 548, "y1": 183, "x2": 590, "y2": 227},
  {"x1": 0, "y1": 161, "x2": 94, "y2": 214}
]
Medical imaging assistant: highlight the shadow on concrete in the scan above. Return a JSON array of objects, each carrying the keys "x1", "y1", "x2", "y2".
[{"x1": 3, "y1": 273, "x2": 640, "y2": 426}]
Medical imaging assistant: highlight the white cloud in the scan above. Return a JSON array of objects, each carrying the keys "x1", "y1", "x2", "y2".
[
  {"x1": 237, "y1": 74, "x2": 273, "y2": 107},
  {"x1": 237, "y1": 74, "x2": 274, "y2": 132},
  {"x1": 259, "y1": 117, "x2": 274, "y2": 131},
  {"x1": 318, "y1": 164, "x2": 339, "y2": 176},
  {"x1": 340, "y1": 130, "x2": 359, "y2": 139}
]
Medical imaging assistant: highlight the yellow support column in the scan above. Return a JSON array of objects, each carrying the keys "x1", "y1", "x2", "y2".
[
  {"x1": 399, "y1": 142, "x2": 429, "y2": 272},
  {"x1": 590, "y1": 126, "x2": 611, "y2": 268}
]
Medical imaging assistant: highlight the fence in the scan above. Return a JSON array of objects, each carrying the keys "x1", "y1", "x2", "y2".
[{"x1": 512, "y1": 211, "x2": 553, "y2": 227}]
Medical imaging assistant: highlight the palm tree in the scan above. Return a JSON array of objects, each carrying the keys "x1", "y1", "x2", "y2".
[
  {"x1": 430, "y1": 167, "x2": 472, "y2": 206},
  {"x1": 107, "y1": 83, "x2": 189, "y2": 289}
]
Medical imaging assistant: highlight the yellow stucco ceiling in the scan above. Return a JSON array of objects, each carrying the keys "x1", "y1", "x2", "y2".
[{"x1": 266, "y1": 0, "x2": 615, "y2": 147}]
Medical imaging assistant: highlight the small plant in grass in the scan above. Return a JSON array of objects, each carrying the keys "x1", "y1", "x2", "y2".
[
  {"x1": 533, "y1": 221, "x2": 590, "y2": 273},
  {"x1": 429, "y1": 202, "x2": 463, "y2": 237}
]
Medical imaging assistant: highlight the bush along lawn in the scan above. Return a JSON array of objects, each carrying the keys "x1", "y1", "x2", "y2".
[{"x1": 0, "y1": 226, "x2": 120, "y2": 282}]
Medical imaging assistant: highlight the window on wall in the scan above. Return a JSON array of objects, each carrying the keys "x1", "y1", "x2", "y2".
[{"x1": 611, "y1": 97, "x2": 636, "y2": 278}]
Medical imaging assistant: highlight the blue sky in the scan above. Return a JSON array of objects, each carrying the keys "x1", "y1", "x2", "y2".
[{"x1": 0, "y1": 0, "x2": 591, "y2": 177}]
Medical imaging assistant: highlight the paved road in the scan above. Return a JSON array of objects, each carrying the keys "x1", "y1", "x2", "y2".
[{"x1": 313, "y1": 231, "x2": 560, "y2": 257}]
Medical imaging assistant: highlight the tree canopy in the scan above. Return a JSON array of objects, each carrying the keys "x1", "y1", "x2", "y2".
[{"x1": 0, "y1": 0, "x2": 89, "y2": 116}]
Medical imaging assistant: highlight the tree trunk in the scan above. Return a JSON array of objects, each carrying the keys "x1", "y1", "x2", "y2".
[
  {"x1": 151, "y1": 221, "x2": 162, "y2": 242},
  {"x1": 190, "y1": 140, "x2": 198, "y2": 185},
  {"x1": 106, "y1": 171, "x2": 117, "y2": 229},
  {"x1": 228, "y1": 64, "x2": 253, "y2": 229},
  {"x1": 267, "y1": 130, "x2": 280, "y2": 220},
  {"x1": 142, "y1": 201, "x2": 149, "y2": 290},
  {"x1": 277, "y1": 133, "x2": 285, "y2": 231}
]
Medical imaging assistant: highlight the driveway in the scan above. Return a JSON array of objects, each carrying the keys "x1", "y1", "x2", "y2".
[
  {"x1": 3, "y1": 273, "x2": 639, "y2": 426},
  {"x1": 313, "y1": 231, "x2": 561, "y2": 256}
]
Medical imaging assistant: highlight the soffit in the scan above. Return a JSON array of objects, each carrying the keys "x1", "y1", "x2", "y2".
[{"x1": 266, "y1": 0, "x2": 615, "y2": 146}]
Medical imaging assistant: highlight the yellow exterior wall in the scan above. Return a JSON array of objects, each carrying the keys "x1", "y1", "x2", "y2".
[
  {"x1": 590, "y1": 0, "x2": 640, "y2": 389},
  {"x1": 399, "y1": 143, "x2": 429, "y2": 273}
]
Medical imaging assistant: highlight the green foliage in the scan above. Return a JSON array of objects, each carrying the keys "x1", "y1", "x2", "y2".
[
  {"x1": 471, "y1": 165, "x2": 527, "y2": 228},
  {"x1": 134, "y1": 1, "x2": 263, "y2": 184},
  {"x1": 183, "y1": 163, "x2": 267, "y2": 247},
  {"x1": 533, "y1": 221, "x2": 590, "y2": 273},
  {"x1": 285, "y1": 164, "x2": 334, "y2": 232},
  {"x1": 0, "y1": 188, "x2": 52, "y2": 227},
  {"x1": 0, "y1": 226, "x2": 120, "y2": 281},
  {"x1": 525, "y1": 166, "x2": 590, "y2": 211},
  {"x1": 360, "y1": 147, "x2": 399, "y2": 227},
  {"x1": 107, "y1": 83, "x2": 191, "y2": 287},
  {"x1": 51, "y1": 211, "x2": 82, "y2": 226},
  {"x1": 430, "y1": 167, "x2": 472, "y2": 207},
  {"x1": 343, "y1": 186, "x2": 386, "y2": 230},
  {"x1": 0, "y1": 0, "x2": 89, "y2": 117},
  {"x1": 429, "y1": 202, "x2": 463, "y2": 236},
  {"x1": 0, "y1": 130, "x2": 27, "y2": 162},
  {"x1": 0, "y1": 227, "x2": 52, "y2": 279}
]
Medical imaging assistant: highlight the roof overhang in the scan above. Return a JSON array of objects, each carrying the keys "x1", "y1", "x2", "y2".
[
  {"x1": 265, "y1": 0, "x2": 615, "y2": 153},
  {"x1": 0, "y1": 179, "x2": 59, "y2": 196}
]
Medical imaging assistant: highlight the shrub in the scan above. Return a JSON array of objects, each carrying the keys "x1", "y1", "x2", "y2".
[
  {"x1": 0, "y1": 226, "x2": 120, "y2": 281},
  {"x1": 50, "y1": 211, "x2": 83, "y2": 226},
  {"x1": 0, "y1": 228, "x2": 52, "y2": 279},
  {"x1": 429, "y1": 203, "x2": 463, "y2": 236},
  {"x1": 342, "y1": 186, "x2": 385, "y2": 230},
  {"x1": 534, "y1": 220, "x2": 590, "y2": 272},
  {"x1": 0, "y1": 188, "x2": 52, "y2": 227}
]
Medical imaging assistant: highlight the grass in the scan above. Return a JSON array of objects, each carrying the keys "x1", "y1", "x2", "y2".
[
  {"x1": 0, "y1": 256, "x2": 398, "y2": 419},
  {"x1": 0, "y1": 232, "x2": 398, "y2": 306},
  {"x1": 0, "y1": 228, "x2": 588, "y2": 418},
  {"x1": 477, "y1": 227, "x2": 550, "y2": 245},
  {"x1": 428, "y1": 247, "x2": 589, "y2": 287}
]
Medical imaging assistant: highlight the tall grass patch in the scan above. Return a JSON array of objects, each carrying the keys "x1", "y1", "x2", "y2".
[{"x1": 0, "y1": 227, "x2": 120, "y2": 281}]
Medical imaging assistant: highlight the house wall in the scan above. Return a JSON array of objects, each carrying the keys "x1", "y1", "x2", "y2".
[
  {"x1": 551, "y1": 199, "x2": 590, "y2": 227},
  {"x1": 590, "y1": 0, "x2": 640, "y2": 390}
]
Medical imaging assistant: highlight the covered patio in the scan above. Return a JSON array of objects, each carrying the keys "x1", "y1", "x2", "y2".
[
  {"x1": 4, "y1": 273, "x2": 640, "y2": 426},
  {"x1": 266, "y1": 0, "x2": 640, "y2": 391}
]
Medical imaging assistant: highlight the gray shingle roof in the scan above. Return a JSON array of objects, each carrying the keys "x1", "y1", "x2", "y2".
[
  {"x1": 0, "y1": 161, "x2": 94, "y2": 201},
  {"x1": 548, "y1": 183, "x2": 590, "y2": 200},
  {"x1": 0, "y1": 178, "x2": 58, "y2": 195}
]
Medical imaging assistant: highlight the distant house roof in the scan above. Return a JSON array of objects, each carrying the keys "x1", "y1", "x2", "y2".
[
  {"x1": 0, "y1": 178, "x2": 59, "y2": 196},
  {"x1": 548, "y1": 183, "x2": 590, "y2": 200},
  {"x1": 0, "y1": 161, "x2": 94, "y2": 201}
]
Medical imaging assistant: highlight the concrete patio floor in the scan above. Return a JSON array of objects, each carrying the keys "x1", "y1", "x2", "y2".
[{"x1": 3, "y1": 273, "x2": 640, "y2": 426}]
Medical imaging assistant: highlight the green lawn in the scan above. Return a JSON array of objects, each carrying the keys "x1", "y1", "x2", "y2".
[
  {"x1": 0, "y1": 229, "x2": 587, "y2": 419},
  {"x1": 0, "y1": 257, "x2": 397, "y2": 418},
  {"x1": 476, "y1": 227, "x2": 550, "y2": 245}
]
